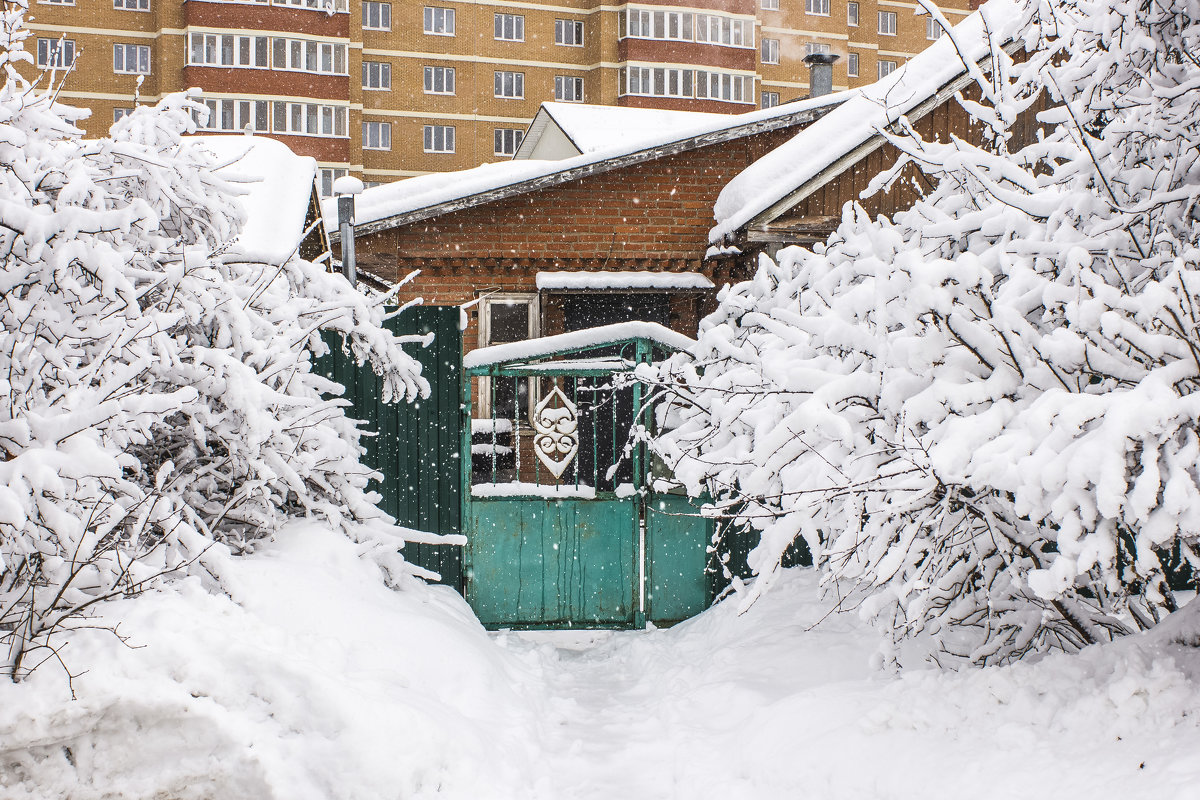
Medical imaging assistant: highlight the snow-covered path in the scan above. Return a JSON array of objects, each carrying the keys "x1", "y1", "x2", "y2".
[{"x1": 1, "y1": 527, "x2": 1199, "y2": 800}]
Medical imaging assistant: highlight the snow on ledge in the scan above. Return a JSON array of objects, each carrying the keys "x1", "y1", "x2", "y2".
[
  {"x1": 535, "y1": 271, "x2": 715, "y2": 291},
  {"x1": 464, "y1": 322, "x2": 695, "y2": 370},
  {"x1": 472, "y1": 483, "x2": 598, "y2": 499}
]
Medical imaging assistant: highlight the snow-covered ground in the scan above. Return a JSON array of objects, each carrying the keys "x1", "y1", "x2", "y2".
[{"x1": 1, "y1": 527, "x2": 1198, "y2": 799}]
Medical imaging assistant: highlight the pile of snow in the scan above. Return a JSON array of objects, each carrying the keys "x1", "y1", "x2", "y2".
[
  {"x1": 1, "y1": 534, "x2": 1197, "y2": 799},
  {"x1": 0, "y1": 526, "x2": 543, "y2": 800}
]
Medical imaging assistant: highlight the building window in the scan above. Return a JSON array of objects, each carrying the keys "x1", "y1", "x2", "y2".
[
  {"x1": 554, "y1": 75, "x2": 584, "y2": 102},
  {"x1": 494, "y1": 70, "x2": 524, "y2": 99},
  {"x1": 878, "y1": 59, "x2": 897, "y2": 78},
  {"x1": 276, "y1": 0, "x2": 348, "y2": 11},
  {"x1": 804, "y1": 42, "x2": 832, "y2": 56},
  {"x1": 494, "y1": 128, "x2": 523, "y2": 156},
  {"x1": 494, "y1": 13, "x2": 524, "y2": 41},
  {"x1": 805, "y1": 0, "x2": 830, "y2": 16},
  {"x1": 189, "y1": 33, "x2": 270, "y2": 68},
  {"x1": 363, "y1": 1, "x2": 390, "y2": 30},
  {"x1": 926, "y1": 16, "x2": 944, "y2": 39},
  {"x1": 693, "y1": 14, "x2": 751, "y2": 47},
  {"x1": 848, "y1": 52, "x2": 859, "y2": 76},
  {"x1": 479, "y1": 295, "x2": 538, "y2": 419},
  {"x1": 269, "y1": 38, "x2": 347, "y2": 75},
  {"x1": 362, "y1": 60, "x2": 391, "y2": 89},
  {"x1": 423, "y1": 65, "x2": 455, "y2": 94},
  {"x1": 114, "y1": 0, "x2": 149, "y2": 11},
  {"x1": 761, "y1": 0, "x2": 778, "y2": 9},
  {"x1": 424, "y1": 6, "x2": 455, "y2": 35},
  {"x1": 847, "y1": 1, "x2": 858, "y2": 26},
  {"x1": 318, "y1": 168, "x2": 347, "y2": 198},
  {"x1": 113, "y1": 107, "x2": 134, "y2": 122},
  {"x1": 761, "y1": 38, "x2": 779, "y2": 64},
  {"x1": 40, "y1": 0, "x2": 73, "y2": 5},
  {"x1": 36, "y1": 38, "x2": 75, "y2": 69},
  {"x1": 362, "y1": 121, "x2": 391, "y2": 150},
  {"x1": 695, "y1": 70, "x2": 752, "y2": 102},
  {"x1": 265, "y1": 100, "x2": 347, "y2": 136},
  {"x1": 761, "y1": 91, "x2": 779, "y2": 108},
  {"x1": 193, "y1": 97, "x2": 271, "y2": 133},
  {"x1": 879, "y1": 10, "x2": 897, "y2": 34},
  {"x1": 113, "y1": 43, "x2": 150, "y2": 74},
  {"x1": 424, "y1": 125, "x2": 455, "y2": 152},
  {"x1": 555, "y1": 19, "x2": 583, "y2": 46}
]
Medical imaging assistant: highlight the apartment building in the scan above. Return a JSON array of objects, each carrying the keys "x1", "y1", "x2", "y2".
[{"x1": 21, "y1": 0, "x2": 974, "y2": 193}]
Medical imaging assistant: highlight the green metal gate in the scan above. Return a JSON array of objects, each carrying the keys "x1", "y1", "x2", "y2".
[
  {"x1": 314, "y1": 305, "x2": 464, "y2": 587},
  {"x1": 463, "y1": 323, "x2": 714, "y2": 629}
]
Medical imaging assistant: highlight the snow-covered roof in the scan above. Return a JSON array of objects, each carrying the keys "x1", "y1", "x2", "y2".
[
  {"x1": 515, "y1": 103, "x2": 733, "y2": 160},
  {"x1": 191, "y1": 135, "x2": 318, "y2": 264},
  {"x1": 325, "y1": 91, "x2": 853, "y2": 239},
  {"x1": 464, "y1": 322, "x2": 695, "y2": 370},
  {"x1": 535, "y1": 271, "x2": 715, "y2": 291},
  {"x1": 710, "y1": 0, "x2": 1022, "y2": 243}
]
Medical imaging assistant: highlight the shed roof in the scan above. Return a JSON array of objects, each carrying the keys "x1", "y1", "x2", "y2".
[
  {"x1": 325, "y1": 90, "x2": 854, "y2": 241},
  {"x1": 191, "y1": 134, "x2": 319, "y2": 264},
  {"x1": 464, "y1": 322, "x2": 695, "y2": 371},
  {"x1": 514, "y1": 102, "x2": 732, "y2": 160},
  {"x1": 710, "y1": 0, "x2": 1023, "y2": 244}
]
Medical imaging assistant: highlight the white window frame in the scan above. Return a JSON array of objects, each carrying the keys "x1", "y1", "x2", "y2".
[
  {"x1": 195, "y1": 97, "x2": 272, "y2": 133},
  {"x1": 805, "y1": 0, "x2": 830, "y2": 16},
  {"x1": 494, "y1": 128, "x2": 523, "y2": 157},
  {"x1": 113, "y1": 43, "x2": 151, "y2": 74},
  {"x1": 424, "y1": 6, "x2": 455, "y2": 35},
  {"x1": 761, "y1": 0, "x2": 778, "y2": 9},
  {"x1": 926, "y1": 16, "x2": 944, "y2": 40},
  {"x1": 554, "y1": 75, "x2": 584, "y2": 102},
  {"x1": 554, "y1": 18, "x2": 584, "y2": 46},
  {"x1": 695, "y1": 69, "x2": 753, "y2": 103},
  {"x1": 423, "y1": 65, "x2": 456, "y2": 94},
  {"x1": 362, "y1": 120, "x2": 391, "y2": 150},
  {"x1": 847, "y1": 1, "x2": 858, "y2": 26},
  {"x1": 363, "y1": 1, "x2": 390, "y2": 30},
  {"x1": 494, "y1": 70, "x2": 524, "y2": 99},
  {"x1": 36, "y1": 38, "x2": 75, "y2": 69},
  {"x1": 694, "y1": 14, "x2": 752, "y2": 48},
  {"x1": 114, "y1": 0, "x2": 149, "y2": 11},
  {"x1": 268, "y1": 100, "x2": 348, "y2": 137},
  {"x1": 318, "y1": 168, "x2": 347, "y2": 198},
  {"x1": 761, "y1": 38, "x2": 779, "y2": 64},
  {"x1": 362, "y1": 60, "x2": 391, "y2": 89},
  {"x1": 113, "y1": 107, "x2": 134, "y2": 122},
  {"x1": 878, "y1": 59, "x2": 897, "y2": 79},
  {"x1": 478, "y1": 294, "x2": 539, "y2": 419},
  {"x1": 804, "y1": 42, "x2": 831, "y2": 57},
  {"x1": 423, "y1": 124, "x2": 455, "y2": 153},
  {"x1": 761, "y1": 91, "x2": 779, "y2": 108},
  {"x1": 494, "y1": 13, "x2": 524, "y2": 41},
  {"x1": 847, "y1": 51, "x2": 859, "y2": 77},
  {"x1": 878, "y1": 10, "x2": 897, "y2": 35}
]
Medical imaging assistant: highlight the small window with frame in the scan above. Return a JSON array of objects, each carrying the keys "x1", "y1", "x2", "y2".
[{"x1": 479, "y1": 294, "x2": 539, "y2": 420}]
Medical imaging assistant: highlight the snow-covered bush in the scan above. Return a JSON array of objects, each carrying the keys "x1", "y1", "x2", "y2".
[
  {"x1": 657, "y1": 0, "x2": 1200, "y2": 664},
  {"x1": 0, "y1": 1, "x2": 426, "y2": 680}
]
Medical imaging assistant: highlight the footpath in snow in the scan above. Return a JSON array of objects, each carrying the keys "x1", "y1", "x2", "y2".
[{"x1": 1, "y1": 526, "x2": 1198, "y2": 799}]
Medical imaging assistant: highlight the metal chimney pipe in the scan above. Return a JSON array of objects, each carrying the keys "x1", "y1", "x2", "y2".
[{"x1": 803, "y1": 53, "x2": 840, "y2": 98}]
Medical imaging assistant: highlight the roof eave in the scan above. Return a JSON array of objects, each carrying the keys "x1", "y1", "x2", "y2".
[{"x1": 348, "y1": 99, "x2": 847, "y2": 240}]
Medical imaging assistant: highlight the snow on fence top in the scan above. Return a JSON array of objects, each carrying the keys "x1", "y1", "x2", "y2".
[
  {"x1": 463, "y1": 322, "x2": 695, "y2": 370},
  {"x1": 535, "y1": 271, "x2": 715, "y2": 291},
  {"x1": 192, "y1": 135, "x2": 318, "y2": 265},
  {"x1": 323, "y1": 91, "x2": 853, "y2": 236},
  {"x1": 710, "y1": 0, "x2": 1020, "y2": 243}
]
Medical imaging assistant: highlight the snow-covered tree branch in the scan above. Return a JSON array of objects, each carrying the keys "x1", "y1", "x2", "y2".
[
  {"x1": 0, "y1": 0, "x2": 427, "y2": 680},
  {"x1": 656, "y1": 0, "x2": 1200, "y2": 665}
]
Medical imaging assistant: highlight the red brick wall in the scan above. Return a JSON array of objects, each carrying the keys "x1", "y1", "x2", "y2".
[{"x1": 357, "y1": 123, "x2": 797, "y2": 295}]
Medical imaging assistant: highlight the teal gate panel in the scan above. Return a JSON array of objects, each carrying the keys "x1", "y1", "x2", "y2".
[
  {"x1": 315, "y1": 306, "x2": 463, "y2": 588},
  {"x1": 646, "y1": 493, "x2": 713, "y2": 625},
  {"x1": 468, "y1": 498, "x2": 637, "y2": 628}
]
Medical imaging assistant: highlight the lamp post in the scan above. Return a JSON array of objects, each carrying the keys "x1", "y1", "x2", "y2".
[{"x1": 333, "y1": 175, "x2": 364, "y2": 288}]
